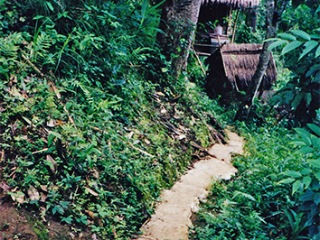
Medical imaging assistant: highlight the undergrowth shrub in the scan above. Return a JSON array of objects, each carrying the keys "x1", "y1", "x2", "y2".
[
  {"x1": 0, "y1": 1, "x2": 230, "y2": 238},
  {"x1": 279, "y1": 123, "x2": 320, "y2": 239},
  {"x1": 190, "y1": 124, "x2": 318, "y2": 239}
]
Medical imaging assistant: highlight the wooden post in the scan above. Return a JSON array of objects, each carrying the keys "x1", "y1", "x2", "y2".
[
  {"x1": 226, "y1": 7, "x2": 233, "y2": 37},
  {"x1": 231, "y1": 9, "x2": 239, "y2": 43}
]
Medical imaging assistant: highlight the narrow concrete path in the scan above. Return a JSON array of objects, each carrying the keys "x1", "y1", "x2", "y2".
[{"x1": 137, "y1": 130, "x2": 243, "y2": 240}]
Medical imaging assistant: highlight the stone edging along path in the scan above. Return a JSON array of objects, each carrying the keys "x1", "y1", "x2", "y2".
[{"x1": 137, "y1": 130, "x2": 244, "y2": 240}]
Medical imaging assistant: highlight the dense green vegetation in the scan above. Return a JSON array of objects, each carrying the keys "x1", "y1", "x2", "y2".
[
  {"x1": 0, "y1": 0, "x2": 228, "y2": 238},
  {"x1": 191, "y1": 1, "x2": 320, "y2": 239},
  {"x1": 235, "y1": 0, "x2": 320, "y2": 124},
  {"x1": 0, "y1": 0, "x2": 319, "y2": 239},
  {"x1": 190, "y1": 122, "x2": 320, "y2": 239}
]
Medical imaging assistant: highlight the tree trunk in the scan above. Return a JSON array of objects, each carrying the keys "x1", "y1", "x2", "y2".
[
  {"x1": 157, "y1": 0, "x2": 202, "y2": 78},
  {"x1": 234, "y1": 0, "x2": 277, "y2": 120}
]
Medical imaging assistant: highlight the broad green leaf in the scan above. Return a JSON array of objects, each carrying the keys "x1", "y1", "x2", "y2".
[
  {"x1": 290, "y1": 30, "x2": 311, "y2": 41},
  {"x1": 278, "y1": 178, "x2": 295, "y2": 184},
  {"x1": 299, "y1": 146, "x2": 314, "y2": 154},
  {"x1": 282, "y1": 170, "x2": 302, "y2": 178},
  {"x1": 232, "y1": 191, "x2": 256, "y2": 201},
  {"x1": 306, "y1": 64, "x2": 320, "y2": 77},
  {"x1": 48, "y1": 131, "x2": 63, "y2": 146},
  {"x1": 300, "y1": 168, "x2": 312, "y2": 175},
  {"x1": 46, "y1": 1, "x2": 54, "y2": 12},
  {"x1": 141, "y1": 0, "x2": 148, "y2": 19},
  {"x1": 152, "y1": 0, "x2": 166, "y2": 9},
  {"x1": 308, "y1": 123, "x2": 320, "y2": 137},
  {"x1": 316, "y1": 45, "x2": 320, "y2": 58},
  {"x1": 300, "y1": 190, "x2": 313, "y2": 201},
  {"x1": 302, "y1": 176, "x2": 312, "y2": 189},
  {"x1": 311, "y1": 136, "x2": 320, "y2": 150},
  {"x1": 292, "y1": 180, "x2": 302, "y2": 195},
  {"x1": 268, "y1": 40, "x2": 287, "y2": 51},
  {"x1": 299, "y1": 41, "x2": 319, "y2": 60},
  {"x1": 291, "y1": 139, "x2": 307, "y2": 146},
  {"x1": 294, "y1": 128, "x2": 312, "y2": 146},
  {"x1": 33, "y1": 15, "x2": 44, "y2": 20},
  {"x1": 161, "y1": 67, "x2": 168, "y2": 73},
  {"x1": 310, "y1": 33, "x2": 320, "y2": 40},
  {"x1": 278, "y1": 33, "x2": 296, "y2": 41},
  {"x1": 281, "y1": 41, "x2": 303, "y2": 55},
  {"x1": 313, "y1": 71, "x2": 320, "y2": 83},
  {"x1": 52, "y1": 205, "x2": 64, "y2": 215},
  {"x1": 48, "y1": 131, "x2": 62, "y2": 140},
  {"x1": 315, "y1": 172, "x2": 320, "y2": 181},
  {"x1": 304, "y1": 92, "x2": 312, "y2": 106},
  {"x1": 291, "y1": 93, "x2": 304, "y2": 110},
  {"x1": 61, "y1": 216, "x2": 73, "y2": 224},
  {"x1": 59, "y1": 201, "x2": 69, "y2": 209},
  {"x1": 314, "y1": 193, "x2": 320, "y2": 205},
  {"x1": 308, "y1": 159, "x2": 320, "y2": 169},
  {"x1": 283, "y1": 209, "x2": 294, "y2": 225},
  {"x1": 264, "y1": 37, "x2": 281, "y2": 42}
]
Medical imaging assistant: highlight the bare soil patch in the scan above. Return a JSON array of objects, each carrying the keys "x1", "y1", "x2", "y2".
[{"x1": 0, "y1": 201, "x2": 95, "y2": 240}]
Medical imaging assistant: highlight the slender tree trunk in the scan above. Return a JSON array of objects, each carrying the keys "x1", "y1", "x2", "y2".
[
  {"x1": 235, "y1": 0, "x2": 277, "y2": 120},
  {"x1": 157, "y1": 0, "x2": 202, "y2": 78}
]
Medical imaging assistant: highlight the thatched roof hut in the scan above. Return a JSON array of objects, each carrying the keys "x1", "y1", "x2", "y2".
[
  {"x1": 201, "y1": 0, "x2": 260, "y2": 8},
  {"x1": 199, "y1": 0, "x2": 260, "y2": 24},
  {"x1": 205, "y1": 44, "x2": 277, "y2": 100},
  {"x1": 195, "y1": 0, "x2": 260, "y2": 53}
]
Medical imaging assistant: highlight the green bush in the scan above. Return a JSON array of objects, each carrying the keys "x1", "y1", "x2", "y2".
[
  {"x1": 0, "y1": 1, "x2": 231, "y2": 238},
  {"x1": 190, "y1": 124, "x2": 315, "y2": 239},
  {"x1": 279, "y1": 123, "x2": 320, "y2": 239}
]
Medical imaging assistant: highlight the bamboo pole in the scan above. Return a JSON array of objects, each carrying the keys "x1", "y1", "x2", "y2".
[{"x1": 231, "y1": 10, "x2": 240, "y2": 43}]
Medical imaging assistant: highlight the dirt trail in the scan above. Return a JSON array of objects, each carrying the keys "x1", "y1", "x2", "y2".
[{"x1": 138, "y1": 130, "x2": 244, "y2": 240}]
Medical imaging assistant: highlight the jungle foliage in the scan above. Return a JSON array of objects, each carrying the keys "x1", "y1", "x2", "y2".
[
  {"x1": 191, "y1": 1, "x2": 320, "y2": 239},
  {"x1": 268, "y1": 26, "x2": 320, "y2": 124},
  {"x1": 0, "y1": 0, "x2": 226, "y2": 238},
  {"x1": 0, "y1": 0, "x2": 319, "y2": 239},
  {"x1": 190, "y1": 121, "x2": 320, "y2": 239}
]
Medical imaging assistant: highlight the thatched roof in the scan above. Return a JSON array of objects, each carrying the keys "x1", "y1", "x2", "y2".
[
  {"x1": 220, "y1": 44, "x2": 276, "y2": 90},
  {"x1": 205, "y1": 44, "x2": 277, "y2": 100},
  {"x1": 201, "y1": 0, "x2": 260, "y2": 8}
]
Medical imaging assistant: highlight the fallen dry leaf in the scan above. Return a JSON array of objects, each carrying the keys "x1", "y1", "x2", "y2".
[
  {"x1": 144, "y1": 138, "x2": 151, "y2": 145},
  {"x1": 155, "y1": 91, "x2": 165, "y2": 96},
  {"x1": 84, "y1": 186, "x2": 99, "y2": 197},
  {"x1": 91, "y1": 168, "x2": 99, "y2": 179},
  {"x1": 85, "y1": 210, "x2": 96, "y2": 220},
  {"x1": 126, "y1": 131, "x2": 134, "y2": 139},
  {"x1": 0, "y1": 149, "x2": 4, "y2": 162},
  {"x1": 91, "y1": 233, "x2": 98, "y2": 240},
  {"x1": 0, "y1": 182, "x2": 11, "y2": 192},
  {"x1": 10, "y1": 191, "x2": 25, "y2": 204},
  {"x1": 28, "y1": 186, "x2": 40, "y2": 201},
  {"x1": 40, "y1": 185, "x2": 48, "y2": 192},
  {"x1": 32, "y1": 148, "x2": 49, "y2": 154},
  {"x1": 46, "y1": 119, "x2": 56, "y2": 127},
  {"x1": 40, "y1": 192, "x2": 47, "y2": 202},
  {"x1": 46, "y1": 155, "x2": 57, "y2": 174}
]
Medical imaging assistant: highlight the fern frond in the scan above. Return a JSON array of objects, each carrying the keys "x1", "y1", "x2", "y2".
[
  {"x1": 70, "y1": 79, "x2": 94, "y2": 105},
  {"x1": 28, "y1": 31, "x2": 55, "y2": 64},
  {"x1": 0, "y1": 33, "x2": 24, "y2": 58}
]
